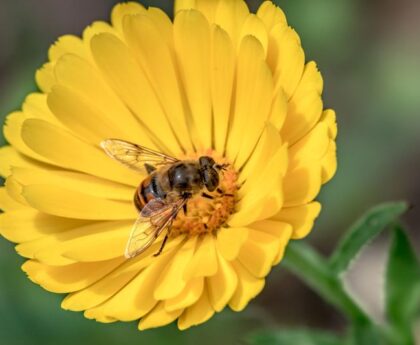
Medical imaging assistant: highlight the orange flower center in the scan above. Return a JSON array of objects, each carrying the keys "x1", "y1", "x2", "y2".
[{"x1": 170, "y1": 151, "x2": 238, "y2": 237}]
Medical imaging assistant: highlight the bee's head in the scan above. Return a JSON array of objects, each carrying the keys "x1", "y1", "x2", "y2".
[{"x1": 199, "y1": 156, "x2": 221, "y2": 192}]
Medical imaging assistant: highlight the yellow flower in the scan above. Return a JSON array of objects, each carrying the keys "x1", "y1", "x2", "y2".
[{"x1": 0, "y1": 0, "x2": 337, "y2": 330}]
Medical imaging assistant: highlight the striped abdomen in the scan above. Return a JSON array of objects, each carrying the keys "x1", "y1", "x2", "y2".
[{"x1": 134, "y1": 174, "x2": 167, "y2": 212}]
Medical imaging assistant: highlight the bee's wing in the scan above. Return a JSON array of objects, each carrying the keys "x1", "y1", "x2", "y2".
[
  {"x1": 124, "y1": 198, "x2": 187, "y2": 258},
  {"x1": 101, "y1": 139, "x2": 179, "y2": 173}
]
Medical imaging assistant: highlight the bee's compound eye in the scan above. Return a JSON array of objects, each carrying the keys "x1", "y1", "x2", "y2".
[
  {"x1": 199, "y1": 156, "x2": 215, "y2": 168},
  {"x1": 203, "y1": 168, "x2": 219, "y2": 192}
]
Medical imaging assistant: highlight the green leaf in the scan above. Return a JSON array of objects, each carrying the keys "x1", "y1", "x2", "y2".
[
  {"x1": 385, "y1": 225, "x2": 420, "y2": 345},
  {"x1": 348, "y1": 322, "x2": 384, "y2": 345},
  {"x1": 246, "y1": 329, "x2": 342, "y2": 345},
  {"x1": 329, "y1": 202, "x2": 408, "y2": 275},
  {"x1": 283, "y1": 242, "x2": 368, "y2": 323}
]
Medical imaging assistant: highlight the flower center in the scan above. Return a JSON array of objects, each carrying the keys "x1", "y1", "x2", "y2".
[{"x1": 170, "y1": 151, "x2": 238, "y2": 237}]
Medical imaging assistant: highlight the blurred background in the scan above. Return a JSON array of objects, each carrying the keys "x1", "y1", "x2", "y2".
[{"x1": 0, "y1": 0, "x2": 419, "y2": 343}]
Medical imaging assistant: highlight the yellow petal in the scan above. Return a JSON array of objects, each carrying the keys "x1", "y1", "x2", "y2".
[
  {"x1": 53, "y1": 54, "x2": 145, "y2": 143},
  {"x1": 82, "y1": 22, "x2": 117, "y2": 58},
  {"x1": 62, "y1": 236, "x2": 184, "y2": 312},
  {"x1": 122, "y1": 14, "x2": 194, "y2": 151},
  {"x1": 154, "y1": 236, "x2": 197, "y2": 300},
  {"x1": 257, "y1": 1, "x2": 287, "y2": 31},
  {"x1": 175, "y1": 0, "x2": 220, "y2": 24},
  {"x1": 240, "y1": 14, "x2": 268, "y2": 56},
  {"x1": 226, "y1": 35, "x2": 271, "y2": 167},
  {"x1": 0, "y1": 210, "x2": 89, "y2": 243},
  {"x1": 183, "y1": 235, "x2": 218, "y2": 280},
  {"x1": 320, "y1": 109, "x2": 337, "y2": 140},
  {"x1": 229, "y1": 260, "x2": 264, "y2": 311},
  {"x1": 283, "y1": 165, "x2": 322, "y2": 207},
  {"x1": 237, "y1": 229, "x2": 281, "y2": 277},
  {"x1": 0, "y1": 187, "x2": 26, "y2": 211},
  {"x1": 139, "y1": 302, "x2": 183, "y2": 330},
  {"x1": 22, "y1": 93, "x2": 61, "y2": 125},
  {"x1": 84, "y1": 239, "x2": 184, "y2": 322},
  {"x1": 35, "y1": 62, "x2": 55, "y2": 93},
  {"x1": 0, "y1": 146, "x2": 39, "y2": 177},
  {"x1": 319, "y1": 109, "x2": 338, "y2": 184},
  {"x1": 175, "y1": 0, "x2": 197, "y2": 14},
  {"x1": 249, "y1": 220, "x2": 292, "y2": 264},
  {"x1": 148, "y1": 12, "x2": 173, "y2": 51},
  {"x1": 12, "y1": 167, "x2": 133, "y2": 201},
  {"x1": 90, "y1": 33, "x2": 180, "y2": 154},
  {"x1": 174, "y1": 10, "x2": 212, "y2": 149},
  {"x1": 268, "y1": 24, "x2": 304, "y2": 100},
  {"x1": 230, "y1": 144, "x2": 287, "y2": 226},
  {"x1": 48, "y1": 35, "x2": 86, "y2": 62},
  {"x1": 48, "y1": 86, "x2": 123, "y2": 145},
  {"x1": 216, "y1": 226, "x2": 249, "y2": 261},
  {"x1": 281, "y1": 61, "x2": 323, "y2": 144},
  {"x1": 214, "y1": 0, "x2": 249, "y2": 48},
  {"x1": 22, "y1": 258, "x2": 124, "y2": 293},
  {"x1": 269, "y1": 89, "x2": 288, "y2": 131},
  {"x1": 21, "y1": 118, "x2": 140, "y2": 185},
  {"x1": 272, "y1": 202, "x2": 321, "y2": 239},
  {"x1": 238, "y1": 123, "x2": 282, "y2": 185},
  {"x1": 321, "y1": 141, "x2": 337, "y2": 184},
  {"x1": 3, "y1": 112, "x2": 51, "y2": 163},
  {"x1": 250, "y1": 219, "x2": 292, "y2": 238},
  {"x1": 210, "y1": 24, "x2": 235, "y2": 153},
  {"x1": 207, "y1": 252, "x2": 238, "y2": 311},
  {"x1": 165, "y1": 278, "x2": 204, "y2": 312},
  {"x1": 234, "y1": 42, "x2": 273, "y2": 168},
  {"x1": 21, "y1": 184, "x2": 136, "y2": 220},
  {"x1": 17, "y1": 236, "x2": 76, "y2": 266},
  {"x1": 5, "y1": 176, "x2": 28, "y2": 206},
  {"x1": 288, "y1": 121, "x2": 330, "y2": 171},
  {"x1": 178, "y1": 287, "x2": 214, "y2": 330},
  {"x1": 16, "y1": 220, "x2": 132, "y2": 264},
  {"x1": 110, "y1": 2, "x2": 146, "y2": 34}
]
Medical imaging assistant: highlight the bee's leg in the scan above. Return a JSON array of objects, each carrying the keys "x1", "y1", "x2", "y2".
[
  {"x1": 201, "y1": 192, "x2": 214, "y2": 199},
  {"x1": 216, "y1": 188, "x2": 234, "y2": 197},
  {"x1": 153, "y1": 234, "x2": 168, "y2": 257},
  {"x1": 183, "y1": 203, "x2": 188, "y2": 216},
  {"x1": 144, "y1": 163, "x2": 156, "y2": 175}
]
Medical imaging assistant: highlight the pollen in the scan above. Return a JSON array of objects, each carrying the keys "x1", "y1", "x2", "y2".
[{"x1": 170, "y1": 152, "x2": 238, "y2": 237}]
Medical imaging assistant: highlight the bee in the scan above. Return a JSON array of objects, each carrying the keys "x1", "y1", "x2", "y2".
[{"x1": 100, "y1": 139, "x2": 228, "y2": 259}]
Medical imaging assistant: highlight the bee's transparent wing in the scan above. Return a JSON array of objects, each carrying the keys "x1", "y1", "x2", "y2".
[
  {"x1": 124, "y1": 198, "x2": 187, "y2": 258},
  {"x1": 101, "y1": 139, "x2": 179, "y2": 173}
]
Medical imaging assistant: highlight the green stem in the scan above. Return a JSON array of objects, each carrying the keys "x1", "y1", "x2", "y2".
[{"x1": 282, "y1": 241, "x2": 370, "y2": 324}]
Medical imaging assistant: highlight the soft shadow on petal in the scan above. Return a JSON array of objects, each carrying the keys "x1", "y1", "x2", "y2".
[
  {"x1": 178, "y1": 286, "x2": 214, "y2": 330},
  {"x1": 123, "y1": 14, "x2": 194, "y2": 151},
  {"x1": 174, "y1": 10, "x2": 212, "y2": 149},
  {"x1": 0, "y1": 210, "x2": 90, "y2": 243},
  {"x1": 229, "y1": 260, "x2": 265, "y2": 312},
  {"x1": 272, "y1": 202, "x2": 321, "y2": 239},
  {"x1": 22, "y1": 258, "x2": 125, "y2": 293},
  {"x1": 139, "y1": 302, "x2": 183, "y2": 330},
  {"x1": 21, "y1": 118, "x2": 140, "y2": 185},
  {"x1": 21, "y1": 184, "x2": 136, "y2": 220}
]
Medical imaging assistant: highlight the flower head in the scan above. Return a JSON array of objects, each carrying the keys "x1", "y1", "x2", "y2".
[{"x1": 0, "y1": 0, "x2": 337, "y2": 330}]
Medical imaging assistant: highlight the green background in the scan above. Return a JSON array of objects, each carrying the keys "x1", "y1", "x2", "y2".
[{"x1": 0, "y1": 0, "x2": 419, "y2": 343}]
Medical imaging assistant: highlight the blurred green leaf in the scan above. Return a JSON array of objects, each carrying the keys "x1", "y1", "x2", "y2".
[
  {"x1": 283, "y1": 242, "x2": 368, "y2": 322},
  {"x1": 348, "y1": 322, "x2": 383, "y2": 345},
  {"x1": 246, "y1": 329, "x2": 342, "y2": 345},
  {"x1": 385, "y1": 225, "x2": 420, "y2": 345},
  {"x1": 329, "y1": 202, "x2": 408, "y2": 275}
]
